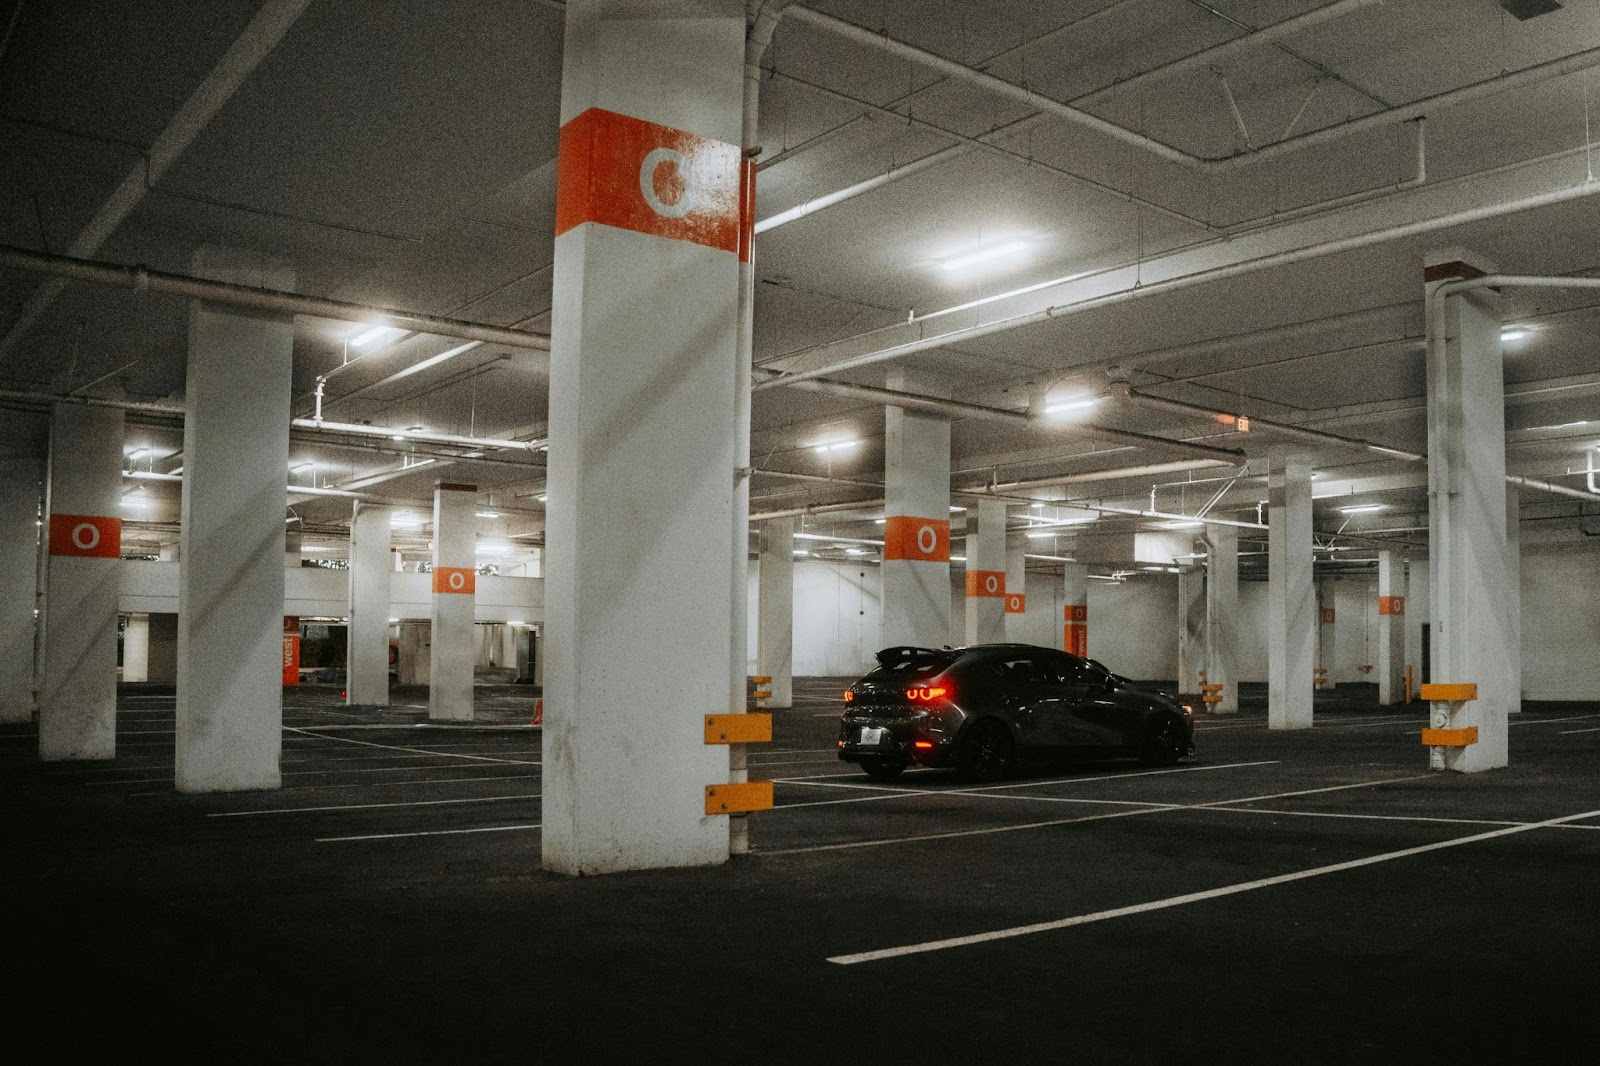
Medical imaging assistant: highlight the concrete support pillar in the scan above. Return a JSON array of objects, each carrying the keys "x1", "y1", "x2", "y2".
[
  {"x1": 1426, "y1": 264, "x2": 1515, "y2": 771},
  {"x1": 756, "y1": 518, "x2": 794, "y2": 709},
  {"x1": 1377, "y1": 552, "x2": 1406, "y2": 704},
  {"x1": 1405, "y1": 558, "x2": 1427, "y2": 697},
  {"x1": 541, "y1": 0, "x2": 745, "y2": 875},
  {"x1": 1317, "y1": 578, "x2": 1338, "y2": 691},
  {"x1": 149, "y1": 614, "x2": 178, "y2": 683},
  {"x1": 1062, "y1": 564, "x2": 1089, "y2": 657},
  {"x1": 0, "y1": 428, "x2": 44, "y2": 724},
  {"x1": 398, "y1": 622, "x2": 429, "y2": 685},
  {"x1": 175, "y1": 248, "x2": 293, "y2": 792},
  {"x1": 1176, "y1": 562, "x2": 1205, "y2": 693},
  {"x1": 122, "y1": 613, "x2": 150, "y2": 682},
  {"x1": 883, "y1": 371, "x2": 952, "y2": 650},
  {"x1": 1268, "y1": 454, "x2": 1315, "y2": 730},
  {"x1": 1505, "y1": 485, "x2": 1522, "y2": 713},
  {"x1": 284, "y1": 530, "x2": 302, "y2": 567},
  {"x1": 428, "y1": 484, "x2": 476, "y2": 722},
  {"x1": 963, "y1": 498, "x2": 1007, "y2": 645},
  {"x1": 1204, "y1": 525, "x2": 1239, "y2": 714},
  {"x1": 40, "y1": 403, "x2": 123, "y2": 761},
  {"x1": 346, "y1": 501, "x2": 393, "y2": 706},
  {"x1": 1004, "y1": 535, "x2": 1028, "y2": 641}
]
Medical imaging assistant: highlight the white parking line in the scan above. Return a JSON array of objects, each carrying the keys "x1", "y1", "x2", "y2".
[
  {"x1": 826, "y1": 805, "x2": 1600, "y2": 965},
  {"x1": 284, "y1": 727, "x2": 537, "y2": 765},
  {"x1": 130, "y1": 772, "x2": 538, "y2": 798},
  {"x1": 316, "y1": 823, "x2": 540, "y2": 843},
  {"x1": 208, "y1": 793, "x2": 537, "y2": 817},
  {"x1": 1559, "y1": 726, "x2": 1600, "y2": 735},
  {"x1": 774, "y1": 759, "x2": 1278, "y2": 795}
]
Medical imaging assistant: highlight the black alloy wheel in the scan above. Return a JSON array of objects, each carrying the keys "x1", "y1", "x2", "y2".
[
  {"x1": 859, "y1": 756, "x2": 906, "y2": 780},
  {"x1": 956, "y1": 720, "x2": 1014, "y2": 782},
  {"x1": 1141, "y1": 715, "x2": 1185, "y2": 767}
]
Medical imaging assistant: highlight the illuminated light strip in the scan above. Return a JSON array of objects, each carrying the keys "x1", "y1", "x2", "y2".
[{"x1": 827, "y1": 804, "x2": 1600, "y2": 965}]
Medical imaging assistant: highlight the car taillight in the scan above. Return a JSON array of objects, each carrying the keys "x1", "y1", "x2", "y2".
[
  {"x1": 913, "y1": 740, "x2": 934, "y2": 750},
  {"x1": 843, "y1": 690, "x2": 853, "y2": 702},
  {"x1": 906, "y1": 685, "x2": 950, "y2": 703}
]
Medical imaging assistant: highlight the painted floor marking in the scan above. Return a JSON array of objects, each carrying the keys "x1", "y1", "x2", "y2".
[
  {"x1": 826, "y1": 804, "x2": 1600, "y2": 965},
  {"x1": 1560, "y1": 726, "x2": 1600, "y2": 735},
  {"x1": 316, "y1": 823, "x2": 541, "y2": 843},
  {"x1": 774, "y1": 759, "x2": 1277, "y2": 795},
  {"x1": 763, "y1": 774, "x2": 1419, "y2": 857},
  {"x1": 284, "y1": 726, "x2": 537, "y2": 765},
  {"x1": 130, "y1": 772, "x2": 538, "y2": 798},
  {"x1": 209, "y1": 792, "x2": 538, "y2": 817}
]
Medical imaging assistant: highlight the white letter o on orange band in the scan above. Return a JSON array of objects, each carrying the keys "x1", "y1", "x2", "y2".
[
  {"x1": 640, "y1": 147, "x2": 693, "y2": 219},
  {"x1": 448, "y1": 571, "x2": 466, "y2": 591},
  {"x1": 916, "y1": 525, "x2": 937, "y2": 555},
  {"x1": 71, "y1": 522, "x2": 101, "y2": 551},
  {"x1": 985, "y1": 574, "x2": 1000, "y2": 594}
]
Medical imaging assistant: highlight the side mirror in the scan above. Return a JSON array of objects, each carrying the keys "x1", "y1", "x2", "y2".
[{"x1": 1095, "y1": 671, "x2": 1116, "y2": 691}]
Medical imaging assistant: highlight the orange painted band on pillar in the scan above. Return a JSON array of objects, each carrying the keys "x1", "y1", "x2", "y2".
[
  {"x1": 431, "y1": 566, "x2": 476, "y2": 595},
  {"x1": 555, "y1": 108, "x2": 743, "y2": 254},
  {"x1": 48, "y1": 514, "x2": 121, "y2": 558},
  {"x1": 964, "y1": 569, "x2": 1006, "y2": 597},
  {"x1": 1064, "y1": 622, "x2": 1088, "y2": 658},
  {"x1": 882, "y1": 516, "x2": 951, "y2": 562},
  {"x1": 1378, "y1": 595, "x2": 1405, "y2": 616},
  {"x1": 281, "y1": 634, "x2": 300, "y2": 687},
  {"x1": 1064, "y1": 604, "x2": 1087, "y2": 622},
  {"x1": 1004, "y1": 593, "x2": 1026, "y2": 613}
]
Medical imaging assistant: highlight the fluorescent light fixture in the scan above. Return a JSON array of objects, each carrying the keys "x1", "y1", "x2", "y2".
[
  {"x1": 950, "y1": 554, "x2": 967, "y2": 562},
  {"x1": 126, "y1": 448, "x2": 149, "y2": 461},
  {"x1": 290, "y1": 462, "x2": 316, "y2": 474},
  {"x1": 1160, "y1": 520, "x2": 1203, "y2": 529},
  {"x1": 1500, "y1": 326, "x2": 1531, "y2": 342},
  {"x1": 302, "y1": 545, "x2": 332, "y2": 553},
  {"x1": 1043, "y1": 395, "x2": 1098, "y2": 417},
  {"x1": 389, "y1": 433, "x2": 406, "y2": 442},
  {"x1": 845, "y1": 548, "x2": 867, "y2": 556},
  {"x1": 388, "y1": 617, "x2": 400, "y2": 624},
  {"x1": 1339, "y1": 503, "x2": 1386, "y2": 514},
  {"x1": 475, "y1": 511, "x2": 501, "y2": 518},
  {"x1": 812, "y1": 439, "x2": 858, "y2": 455},
  {"x1": 792, "y1": 549, "x2": 809, "y2": 556},
  {"x1": 949, "y1": 505, "x2": 967, "y2": 513},
  {"x1": 507, "y1": 619, "x2": 526, "y2": 626},
  {"x1": 874, "y1": 518, "x2": 887, "y2": 525},
  {"x1": 536, "y1": 493, "x2": 548, "y2": 503},
  {"x1": 350, "y1": 324, "x2": 398, "y2": 348},
  {"x1": 940, "y1": 239, "x2": 1029, "y2": 272},
  {"x1": 391, "y1": 515, "x2": 421, "y2": 528},
  {"x1": 1025, "y1": 531, "x2": 1056, "y2": 540}
]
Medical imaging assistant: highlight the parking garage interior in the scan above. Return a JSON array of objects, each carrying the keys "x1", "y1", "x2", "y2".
[{"x1": 3, "y1": 1, "x2": 1600, "y2": 1061}]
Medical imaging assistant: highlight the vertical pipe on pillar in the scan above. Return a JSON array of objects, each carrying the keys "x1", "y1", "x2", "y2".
[
  {"x1": 1317, "y1": 577, "x2": 1338, "y2": 691},
  {"x1": 1505, "y1": 484, "x2": 1522, "y2": 714},
  {"x1": 882, "y1": 370, "x2": 953, "y2": 649},
  {"x1": 1405, "y1": 556, "x2": 1427, "y2": 697},
  {"x1": 175, "y1": 247, "x2": 294, "y2": 792},
  {"x1": 428, "y1": 483, "x2": 476, "y2": 722},
  {"x1": 757, "y1": 518, "x2": 795, "y2": 709},
  {"x1": 1003, "y1": 534, "x2": 1028, "y2": 642},
  {"x1": 542, "y1": 0, "x2": 745, "y2": 874},
  {"x1": 1062, "y1": 564, "x2": 1089, "y2": 657},
  {"x1": 40, "y1": 402, "x2": 124, "y2": 761},
  {"x1": 0, "y1": 426, "x2": 44, "y2": 723},
  {"x1": 964, "y1": 498, "x2": 1007, "y2": 645},
  {"x1": 1426, "y1": 265, "x2": 1514, "y2": 770},
  {"x1": 1268, "y1": 453, "x2": 1315, "y2": 730},
  {"x1": 347, "y1": 501, "x2": 393, "y2": 706},
  {"x1": 1204, "y1": 525, "x2": 1239, "y2": 714},
  {"x1": 1377, "y1": 551, "x2": 1406, "y2": 704},
  {"x1": 122, "y1": 613, "x2": 150, "y2": 683},
  {"x1": 1176, "y1": 561, "x2": 1205, "y2": 694}
]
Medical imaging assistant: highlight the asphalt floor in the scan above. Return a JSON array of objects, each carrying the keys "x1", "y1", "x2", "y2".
[{"x1": 4, "y1": 678, "x2": 1598, "y2": 1064}]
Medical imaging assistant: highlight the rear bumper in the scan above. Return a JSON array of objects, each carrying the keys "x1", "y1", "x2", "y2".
[{"x1": 837, "y1": 714, "x2": 960, "y2": 767}]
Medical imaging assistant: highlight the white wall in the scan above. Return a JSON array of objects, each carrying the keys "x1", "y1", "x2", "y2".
[{"x1": 1521, "y1": 541, "x2": 1600, "y2": 701}]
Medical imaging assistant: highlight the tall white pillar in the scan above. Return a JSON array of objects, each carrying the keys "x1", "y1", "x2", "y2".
[
  {"x1": 175, "y1": 247, "x2": 293, "y2": 793},
  {"x1": 1268, "y1": 453, "x2": 1315, "y2": 730},
  {"x1": 428, "y1": 483, "x2": 476, "y2": 722},
  {"x1": 122, "y1": 613, "x2": 150, "y2": 682},
  {"x1": 883, "y1": 371, "x2": 952, "y2": 650},
  {"x1": 1426, "y1": 259, "x2": 1515, "y2": 771},
  {"x1": 1004, "y1": 534, "x2": 1028, "y2": 641},
  {"x1": 1204, "y1": 525, "x2": 1239, "y2": 714},
  {"x1": 756, "y1": 518, "x2": 794, "y2": 709},
  {"x1": 40, "y1": 403, "x2": 123, "y2": 761},
  {"x1": 1063, "y1": 563, "x2": 1089, "y2": 657},
  {"x1": 1377, "y1": 551, "x2": 1406, "y2": 704},
  {"x1": 963, "y1": 498, "x2": 1006, "y2": 645},
  {"x1": 1176, "y1": 562, "x2": 1205, "y2": 693},
  {"x1": 1317, "y1": 577, "x2": 1338, "y2": 691},
  {"x1": 346, "y1": 501, "x2": 393, "y2": 706},
  {"x1": 542, "y1": 0, "x2": 745, "y2": 875},
  {"x1": 0, "y1": 426, "x2": 44, "y2": 724}
]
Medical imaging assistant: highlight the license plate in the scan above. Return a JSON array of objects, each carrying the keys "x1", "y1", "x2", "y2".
[{"x1": 858, "y1": 726, "x2": 886, "y2": 746}]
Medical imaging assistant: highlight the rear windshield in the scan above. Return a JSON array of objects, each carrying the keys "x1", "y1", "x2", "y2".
[{"x1": 864, "y1": 649, "x2": 960, "y2": 681}]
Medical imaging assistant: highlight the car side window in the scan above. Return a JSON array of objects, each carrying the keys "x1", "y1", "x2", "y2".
[
  {"x1": 993, "y1": 656, "x2": 1038, "y2": 684},
  {"x1": 1031, "y1": 651, "x2": 1085, "y2": 686}
]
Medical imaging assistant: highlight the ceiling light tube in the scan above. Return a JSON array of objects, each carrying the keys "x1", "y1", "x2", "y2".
[
  {"x1": 940, "y1": 240, "x2": 1029, "y2": 272},
  {"x1": 1339, "y1": 503, "x2": 1387, "y2": 514}
]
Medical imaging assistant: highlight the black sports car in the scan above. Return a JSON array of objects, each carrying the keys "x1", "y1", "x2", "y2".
[{"x1": 838, "y1": 643, "x2": 1195, "y2": 781}]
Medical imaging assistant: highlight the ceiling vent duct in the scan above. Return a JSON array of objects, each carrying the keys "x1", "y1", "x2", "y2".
[{"x1": 1500, "y1": 0, "x2": 1562, "y2": 20}]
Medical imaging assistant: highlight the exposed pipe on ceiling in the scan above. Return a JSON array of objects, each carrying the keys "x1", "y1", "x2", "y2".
[
  {"x1": 0, "y1": 244, "x2": 552, "y2": 350},
  {"x1": 0, "y1": 0, "x2": 314, "y2": 364},
  {"x1": 963, "y1": 458, "x2": 1238, "y2": 494}
]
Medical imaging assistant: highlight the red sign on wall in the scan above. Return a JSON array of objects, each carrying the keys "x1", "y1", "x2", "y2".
[
  {"x1": 282, "y1": 634, "x2": 300, "y2": 686},
  {"x1": 1064, "y1": 604, "x2": 1087, "y2": 623},
  {"x1": 432, "y1": 567, "x2": 477, "y2": 595},
  {"x1": 48, "y1": 514, "x2": 121, "y2": 558},
  {"x1": 964, "y1": 570, "x2": 1005, "y2": 598},
  {"x1": 882, "y1": 516, "x2": 951, "y2": 562},
  {"x1": 1378, "y1": 595, "x2": 1405, "y2": 616}
]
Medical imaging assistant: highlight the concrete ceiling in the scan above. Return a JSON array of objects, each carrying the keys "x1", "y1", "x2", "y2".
[{"x1": 2, "y1": 0, "x2": 1598, "y2": 566}]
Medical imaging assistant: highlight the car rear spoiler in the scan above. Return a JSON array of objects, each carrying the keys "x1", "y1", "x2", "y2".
[{"x1": 875, "y1": 646, "x2": 955, "y2": 666}]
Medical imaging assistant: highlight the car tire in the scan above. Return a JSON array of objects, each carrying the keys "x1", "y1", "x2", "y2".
[
  {"x1": 1140, "y1": 715, "x2": 1186, "y2": 767},
  {"x1": 956, "y1": 720, "x2": 1014, "y2": 783},
  {"x1": 859, "y1": 757, "x2": 906, "y2": 780}
]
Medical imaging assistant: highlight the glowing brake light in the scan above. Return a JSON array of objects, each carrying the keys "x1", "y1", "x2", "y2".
[
  {"x1": 913, "y1": 740, "x2": 934, "y2": 750},
  {"x1": 843, "y1": 690, "x2": 854, "y2": 702},
  {"x1": 905, "y1": 686, "x2": 949, "y2": 702}
]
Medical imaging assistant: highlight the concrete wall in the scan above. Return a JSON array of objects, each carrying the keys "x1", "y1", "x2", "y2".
[{"x1": 1521, "y1": 541, "x2": 1600, "y2": 701}]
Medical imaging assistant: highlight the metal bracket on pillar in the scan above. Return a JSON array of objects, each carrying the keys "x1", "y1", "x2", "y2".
[
  {"x1": 751, "y1": 675, "x2": 773, "y2": 702},
  {"x1": 1419, "y1": 683, "x2": 1479, "y2": 768},
  {"x1": 705, "y1": 713, "x2": 773, "y2": 816}
]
